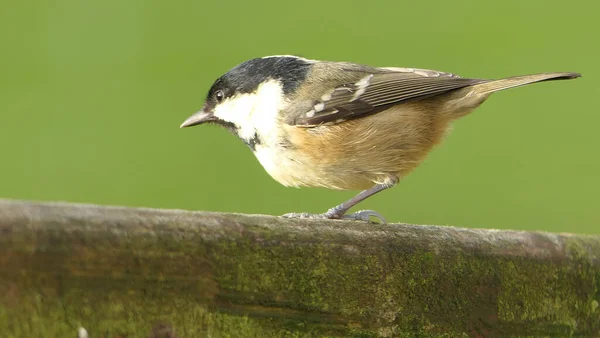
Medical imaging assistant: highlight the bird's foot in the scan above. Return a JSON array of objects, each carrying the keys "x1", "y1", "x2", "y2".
[
  {"x1": 343, "y1": 210, "x2": 387, "y2": 223},
  {"x1": 282, "y1": 209, "x2": 386, "y2": 224}
]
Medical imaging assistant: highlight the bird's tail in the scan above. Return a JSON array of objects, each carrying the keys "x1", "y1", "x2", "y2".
[
  {"x1": 442, "y1": 72, "x2": 580, "y2": 119},
  {"x1": 472, "y1": 72, "x2": 581, "y2": 95}
]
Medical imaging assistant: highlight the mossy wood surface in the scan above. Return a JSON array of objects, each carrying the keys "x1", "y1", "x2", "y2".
[{"x1": 0, "y1": 199, "x2": 599, "y2": 337}]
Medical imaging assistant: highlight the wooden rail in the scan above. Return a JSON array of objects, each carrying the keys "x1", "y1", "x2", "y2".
[{"x1": 1, "y1": 199, "x2": 599, "y2": 337}]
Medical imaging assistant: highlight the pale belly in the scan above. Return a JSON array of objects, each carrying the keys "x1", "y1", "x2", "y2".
[
  {"x1": 253, "y1": 145, "x2": 357, "y2": 189},
  {"x1": 253, "y1": 143, "x2": 397, "y2": 191}
]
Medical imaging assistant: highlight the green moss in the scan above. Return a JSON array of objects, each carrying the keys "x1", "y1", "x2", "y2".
[
  {"x1": 1, "y1": 214, "x2": 599, "y2": 337},
  {"x1": 203, "y1": 228, "x2": 600, "y2": 336}
]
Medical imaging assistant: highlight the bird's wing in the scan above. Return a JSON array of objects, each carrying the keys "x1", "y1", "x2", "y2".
[{"x1": 292, "y1": 67, "x2": 486, "y2": 127}]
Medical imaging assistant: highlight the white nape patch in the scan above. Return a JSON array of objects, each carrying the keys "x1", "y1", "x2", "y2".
[
  {"x1": 352, "y1": 74, "x2": 373, "y2": 101},
  {"x1": 262, "y1": 55, "x2": 316, "y2": 63},
  {"x1": 212, "y1": 80, "x2": 285, "y2": 143}
]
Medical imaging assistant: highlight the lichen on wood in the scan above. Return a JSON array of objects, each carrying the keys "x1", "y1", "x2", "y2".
[{"x1": 0, "y1": 199, "x2": 599, "y2": 337}]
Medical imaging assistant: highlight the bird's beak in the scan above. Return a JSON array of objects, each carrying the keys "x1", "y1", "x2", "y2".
[{"x1": 179, "y1": 109, "x2": 216, "y2": 128}]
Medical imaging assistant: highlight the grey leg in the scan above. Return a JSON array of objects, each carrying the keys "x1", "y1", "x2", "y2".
[{"x1": 282, "y1": 183, "x2": 394, "y2": 223}]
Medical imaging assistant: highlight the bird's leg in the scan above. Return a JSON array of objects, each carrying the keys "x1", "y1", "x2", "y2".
[
  {"x1": 282, "y1": 182, "x2": 395, "y2": 223},
  {"x1": 324, "y1": 183, "x2": 392, "y2": 222}
]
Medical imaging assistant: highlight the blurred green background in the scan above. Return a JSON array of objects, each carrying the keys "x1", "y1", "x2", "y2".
[{"x1": 0, "y1": 0, "x2": 597, "y2": 234}]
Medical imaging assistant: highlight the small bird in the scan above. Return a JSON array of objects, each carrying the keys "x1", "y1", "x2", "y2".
[{"x1": 180, "y1": 55, "x2": 580, "y2": 222}]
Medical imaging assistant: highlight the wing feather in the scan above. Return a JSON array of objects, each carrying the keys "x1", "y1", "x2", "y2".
[{"x1": 294, "y1": 68, "x2": 486, "y2": 127}]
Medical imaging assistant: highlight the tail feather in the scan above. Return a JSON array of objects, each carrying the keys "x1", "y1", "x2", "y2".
[{"x1": 473, "y1": 72, "x2": 581, "y2": 95}]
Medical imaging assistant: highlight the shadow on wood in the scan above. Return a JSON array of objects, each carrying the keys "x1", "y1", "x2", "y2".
[{"x1": 0, "y1": 199, "x2": 599, "y2": 337}]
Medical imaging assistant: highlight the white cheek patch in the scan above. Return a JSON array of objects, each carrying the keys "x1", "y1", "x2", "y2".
[
  {"x1": 212, "y1": 80, "x2": 285, "y2": 142},
  {"x1": 213, "y1": 94, "x2": 255, "y2": 129}
]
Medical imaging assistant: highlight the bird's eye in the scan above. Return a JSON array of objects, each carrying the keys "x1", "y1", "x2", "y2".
[{"x1": 215, "y1": 90, "x2": 224, "y2": 102}]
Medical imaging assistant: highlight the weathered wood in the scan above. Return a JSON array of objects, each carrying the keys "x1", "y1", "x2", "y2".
[{"x1": 0, "y1": 199, "x2": 599, "y2": 337}]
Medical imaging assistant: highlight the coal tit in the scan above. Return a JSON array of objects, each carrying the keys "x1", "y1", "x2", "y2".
[{"x1": 180, "y1": 55, "x2": 580, "y2": 223}]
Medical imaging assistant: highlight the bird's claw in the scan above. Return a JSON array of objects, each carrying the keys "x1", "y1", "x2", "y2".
[{"x1": 343, "y1": 210, "x2": 387, "y2": 223}]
